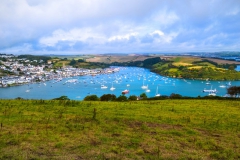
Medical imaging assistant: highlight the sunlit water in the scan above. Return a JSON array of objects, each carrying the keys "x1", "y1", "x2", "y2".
[{"x1": 1, "y1": 66, "x2": 240, "y2": 100}]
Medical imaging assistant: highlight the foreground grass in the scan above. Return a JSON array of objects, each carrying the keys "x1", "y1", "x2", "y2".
[{"x1": 0, "y1": 99, "x2": 240, "y2": 159}]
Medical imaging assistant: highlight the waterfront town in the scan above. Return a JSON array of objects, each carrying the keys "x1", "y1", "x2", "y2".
[{"x1": 0, "y1": 54, "x2": 118, "y2": 88}]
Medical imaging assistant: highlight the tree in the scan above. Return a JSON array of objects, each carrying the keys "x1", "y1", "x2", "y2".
[
  {"x1": 227, "y1": 86, "x2": 240, "y2": 97},
  {"x1": 170, "y1": 93, "x2": 182, "y2": 99},
  {"x1": 116, "y1": 95, "x2": 128, "y2": 101},
  {"x1": 128, "y1": 95, "x2": 137, "y2": 101},
  {"x1": 84, "y1": 95, "x2": 99, "y2": 101},
  {"x1": 100, "y1": 94, "x2": 116, "y2": 101},
  {"x1": 69, "y1": 59, "x2": 77, "y2": 66},
  {"x1": 140, "y1": 93, "x2": 147, "y2": 99},
  {"x1": 228, "y1": 65, "x2": 235, "y2": 71},
  {"x1": 78, "y1": 59, "x2": 84, "y2": 62},
  {"x1": 53, "y1": 95, "x2": 70, "y2": 100}
]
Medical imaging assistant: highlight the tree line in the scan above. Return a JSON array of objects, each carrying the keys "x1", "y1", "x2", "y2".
[{"x1": 227, "y1": 86, "x2": 240, "y2": 97}]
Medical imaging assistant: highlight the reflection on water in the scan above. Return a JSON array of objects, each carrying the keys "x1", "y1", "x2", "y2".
[{"x1": 1, "y1": 66, "x2": 240, "y2": 100}]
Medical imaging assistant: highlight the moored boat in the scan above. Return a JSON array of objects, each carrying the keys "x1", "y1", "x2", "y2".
[{"x1": 122, "y1": 89, "x2": 129, "y2": 94}]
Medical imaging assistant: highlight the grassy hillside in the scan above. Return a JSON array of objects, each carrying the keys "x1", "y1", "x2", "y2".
[
  {"x1": 52, "y1": 57, "x2": 109, "y2": 69},
  {"x1": 0, "y1": 99, "x2": 239, "y2": 159},
  {"x1": 152, "y1": 56, "x2": 240, "y2": 80}
]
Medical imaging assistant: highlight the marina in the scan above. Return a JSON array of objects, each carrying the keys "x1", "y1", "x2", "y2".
[{"x1": 0, "y1": 66, "x2": 240, "y2": 100}]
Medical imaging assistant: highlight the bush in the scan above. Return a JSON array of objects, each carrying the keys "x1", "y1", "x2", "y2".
[
  {"x1": 100, "y1": 94, "x2": 116, "y2": 101},
  {"x1": 116, "y1": 95, "x2": 128, "y2": 101},
  {"x1": 84, "y1": 95, "x2": 99, "y2": 101},
  {"x1": 140, "y1": 93, "x2": 147, "y2": 99},
  {"x1": 170, "y1": 93, "x2": 182, "y2": 99},
  {"x1": 128, "y1": 95, "x2": 137, "y2": 101},
  {"x1": 53, "y1": 95, "x2": 70, "y2": 100}
]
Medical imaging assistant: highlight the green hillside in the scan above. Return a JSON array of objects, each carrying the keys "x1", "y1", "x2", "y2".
[
  {"x1": 0, "y1": 99, "x2": 239, "y2": 159},
  {"x1": 152, "y1": 57, "x2": 240, "y2": 80}
]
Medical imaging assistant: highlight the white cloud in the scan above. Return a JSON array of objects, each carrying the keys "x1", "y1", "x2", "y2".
[
  {"x1": 0, "y1": 0, "x2": 240, "y2": 53},
  {"x1": 152, "y1": 10, "x2": 179, "y2": 26},
  {"x1": 39, "y1": 28, "x2": 107, "y2": 46},
  {"x1": 108, "y1": 32, "x2": 139, "y2": 41},
  {"x1": 150, "y1": 30, "x2": 164, "y2": 36}
]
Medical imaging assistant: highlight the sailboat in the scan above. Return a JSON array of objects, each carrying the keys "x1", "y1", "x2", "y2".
[
  {"x1": 141, "y1": 79, "x2": 148, "y2": 89},
  {"x1": 155, "y1": 86, "x2": 160, "y2": 97},
  {"x1": 110, "y1": 83, "x2": 115, "y2": 91},
  {"x1": 203, "y1": 85, "x2": 217, "y2": 93}
]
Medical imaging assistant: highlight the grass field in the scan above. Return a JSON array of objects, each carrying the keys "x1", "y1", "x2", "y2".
[{"x1": 0, "y1": 99, "x2": 239, "y2": 159}]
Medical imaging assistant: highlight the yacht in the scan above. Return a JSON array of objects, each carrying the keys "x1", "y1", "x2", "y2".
[
  {"x1": 101, "y1": 85, "x2": 108, "y2": 89},
  {"x1": 141, "y1": 79, "x2": 148, "y2": 89},
  {"x1": 110, "y1": 83, "x2": 115, "y2": 91},
  {"x1": 155, "y1": 86, "x2": 160, "y2": 97},
  {"x1": 203, "y1": 86, "x2": 217, "y2": 93}
]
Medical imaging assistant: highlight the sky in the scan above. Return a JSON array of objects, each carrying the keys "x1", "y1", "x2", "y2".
[{"x1": 0, "y1": 0, "x2": 240, "y2": 54}]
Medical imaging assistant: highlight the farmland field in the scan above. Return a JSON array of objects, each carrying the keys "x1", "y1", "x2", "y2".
[{"x1": 0, "y1": 99, "x2": 239, "y2": 159}]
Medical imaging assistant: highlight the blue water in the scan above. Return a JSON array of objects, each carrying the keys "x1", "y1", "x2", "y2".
[
  {"x1": 236, "y1": 65, "x2": 240, "y2": 71},
  {"x1": 0, "y1": 66, "x2": 240, "y2": 100}
]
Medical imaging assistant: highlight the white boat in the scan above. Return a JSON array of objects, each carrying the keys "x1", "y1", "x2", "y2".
[
  {"x1": 206, "y1": 82, "x2": 211, "y2": 85},
  {"x1": 26, "y1": 90, "x2": 30, "y2": 92},
  {"x1": 203, "y1": 86, "x2": 217, "y2": 93},
  {"x1": 141, "y1": 79, "x2": 148, "y2": 89},
  {"x1": 209, "y1": 92, "x2": 216, "y2": 96},
  {"x1": 219, "y1": 84, "x2": 226, "y2": 88},
  {"x1": 101, "y1": 85, "x2": 108, "y2": 89},
  {"x1": 155, "y1": 86, "x2": 160, "y2": 97},
  {"x1": 110, "y1": 83, "x2": 115, "y2": 91},
  {"x1": 127, "y1": 84, "x2": 130, "y2": 87}
]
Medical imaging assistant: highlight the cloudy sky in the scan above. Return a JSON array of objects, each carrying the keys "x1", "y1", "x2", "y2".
[{"x1": 0, "y1": 0, "x2": 240, "y2": 54}]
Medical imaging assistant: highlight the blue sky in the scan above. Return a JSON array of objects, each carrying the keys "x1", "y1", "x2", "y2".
[{"x1": 0, "y1": 0, "x2": 240, "y2": 54}]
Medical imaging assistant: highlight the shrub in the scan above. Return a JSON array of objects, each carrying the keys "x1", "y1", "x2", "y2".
[
  {"x1": 100, "y1": 94, "x2": 116, "y2": 101},
  {"x1": 84, "y1": 95, "x2": 99, "y2": 101},
  {"x1": 128, "y1": 95, "x2": 137, "y2": 101},
  {"x1": 116, "y1": 95, "x2": 128, "y2": 101},
  {"x1": 53, "y1": 95, "x2": 70, "y2": 100}
]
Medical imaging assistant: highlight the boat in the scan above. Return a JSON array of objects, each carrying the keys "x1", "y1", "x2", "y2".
[
  {"x1": 208, "y1": 92, "x2": 216, "y2": 96},
  {"x1": 219, "y1": 84, "x2": 226, "y2": 88},
  {"x1": 203, "y1": 86, "x2": 217, "y2": 93},
  {"x1": 122, "y1": 89, "x2": 129, "y2": 94},
  {"x1": 226, "y1": 82, "x2": 231, "y2": 86},
  {"x1": 206, "y1": 82, "x2": 211, "y2": 85},
  {"x1": 26, "y1": 90, "x2": 30, "y2": 92},
  {"x1": 155, "y1": 86, "x2": 160, "y2": 97},
  {"x1": 141, "y1": 79, "x2": 148, "y2": 89},
  {"x1": 110, "y1": 83, "x2": 115, "y2": 91},
  {"x1": 101, "y1": 85, "x2": 108, "y2": 89}
]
